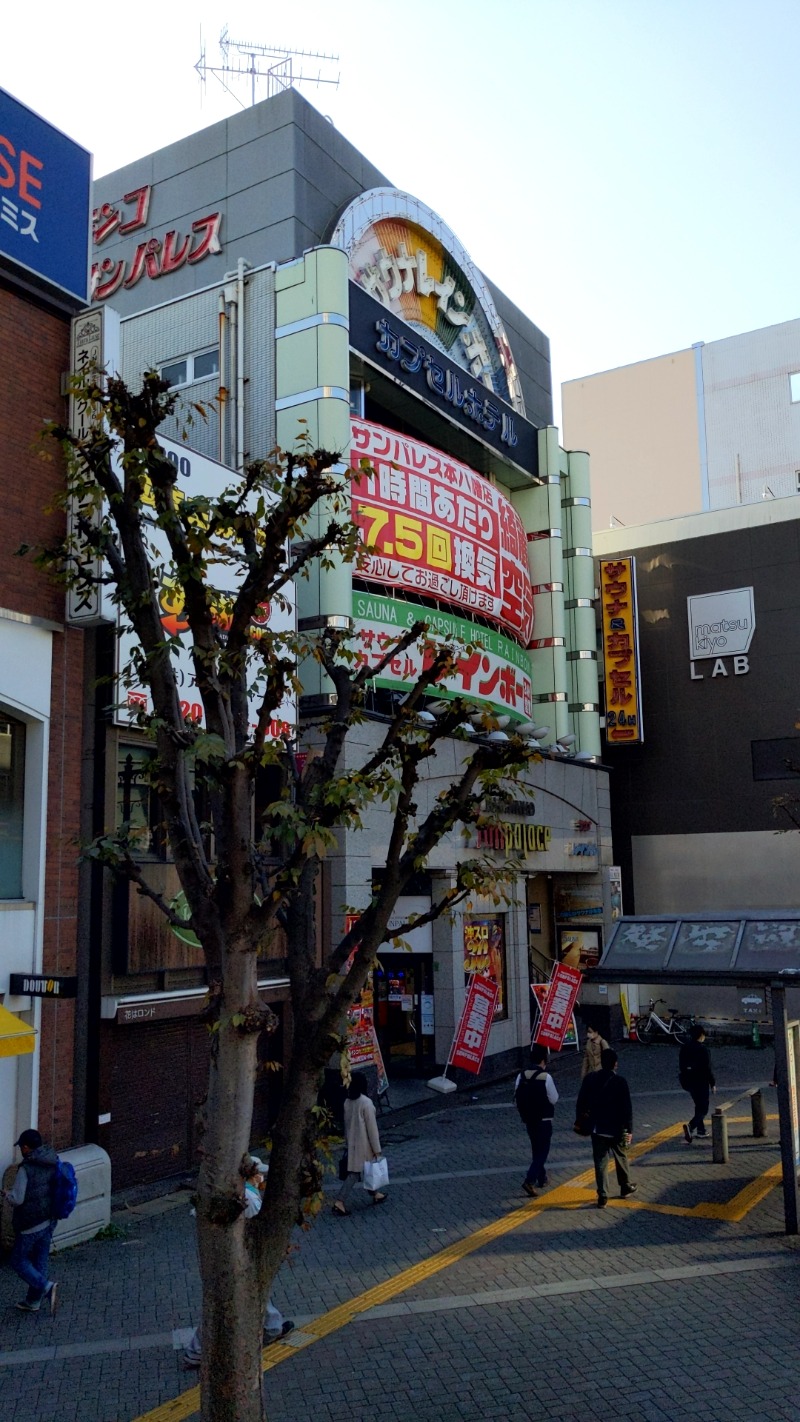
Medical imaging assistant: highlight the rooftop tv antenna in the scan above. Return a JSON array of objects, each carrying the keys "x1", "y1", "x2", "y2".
[{"x1": 196, "y1": 26, "x2": 340, "y2": 108}]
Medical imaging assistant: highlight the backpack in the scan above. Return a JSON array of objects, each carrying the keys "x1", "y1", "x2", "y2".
[
  {"x1": 50, "y1": 1159, "x2": 78, "y2": 1220},
  {"x1": 515, "y1": 1069, "x2": 548, "y2": 1125}
]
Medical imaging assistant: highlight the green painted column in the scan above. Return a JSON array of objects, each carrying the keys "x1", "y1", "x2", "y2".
[
  {"x1": 563, "y1": 448, "x2": 600, "y2": 757},
  {"x1": 275, "y1": 247, "x2": 352, "y2": 708}
]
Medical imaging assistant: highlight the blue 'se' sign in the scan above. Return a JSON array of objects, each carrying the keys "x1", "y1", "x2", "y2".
[{"x1": 0, "y1": 88, "x2": 90, "y2": 300}]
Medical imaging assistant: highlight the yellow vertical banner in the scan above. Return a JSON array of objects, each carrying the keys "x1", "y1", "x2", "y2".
[{"x1": 599, "y1": 556, "x2": 643, "y2": 745}]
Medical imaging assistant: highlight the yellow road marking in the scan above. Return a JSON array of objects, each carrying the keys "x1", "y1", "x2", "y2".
[{"x1": 131, "y1": 1121, "x2": 782, "y2": 1422}]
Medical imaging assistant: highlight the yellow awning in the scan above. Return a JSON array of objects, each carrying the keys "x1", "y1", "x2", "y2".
[{"x1": 0, "y1": 1003, "x2": 36, "y2": 1059}]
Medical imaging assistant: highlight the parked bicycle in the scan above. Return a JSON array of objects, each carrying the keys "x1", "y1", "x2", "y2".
[{"x1": 635, "y1": 998, "x2": 693, "y2": 1045}]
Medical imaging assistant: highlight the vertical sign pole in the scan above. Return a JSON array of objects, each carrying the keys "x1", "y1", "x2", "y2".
[{"x1": 771, "y1": 982, "x2": 799, "y2": 1235}]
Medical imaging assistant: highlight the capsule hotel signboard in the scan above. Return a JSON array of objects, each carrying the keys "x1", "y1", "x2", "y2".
[{"x1": 600, "y1": 557, "x2": 643, "y2": 745}]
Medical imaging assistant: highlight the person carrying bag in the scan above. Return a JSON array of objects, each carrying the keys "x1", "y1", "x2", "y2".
[{"x1": 332, "y1": 1072, "x2": 388, "y2": 1216}]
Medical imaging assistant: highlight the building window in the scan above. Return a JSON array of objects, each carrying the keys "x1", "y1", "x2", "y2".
[
  {"x1": 117, "y1": 746, "x2": 167, "y2": 860},
  {"x1": 795, "y1": 471, "x2": 800, "y2": 494},
  {"x1": 752, "y1": 738, "x2": 800, "y2": 781},
  {"x1": 0, "y1": 713, "x2": 25, "y2": 898},
  {"x1": 790, "y1": 372, "x2": 800, "y2": 403},
  {"x1": 161, "y1": 348, "x2": 219, "y2": 390}
]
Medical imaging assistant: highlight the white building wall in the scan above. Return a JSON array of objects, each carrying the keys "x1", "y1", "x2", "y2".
[
  {"x1": 0, "y1": 613, "x2": 54, "y2": 1164},
  {"x1": 701, "y1": 317, "x2": 800, "y2": 509}
]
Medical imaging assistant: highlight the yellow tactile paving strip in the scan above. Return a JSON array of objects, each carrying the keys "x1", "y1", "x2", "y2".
[{"x1": 133, "y1": 1118, "x2": 783, "y2": 1422}]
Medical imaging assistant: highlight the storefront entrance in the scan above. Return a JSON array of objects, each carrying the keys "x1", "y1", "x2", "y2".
[{"x1": 374, "y1": 953, "x2": 435, "y2": 1076}]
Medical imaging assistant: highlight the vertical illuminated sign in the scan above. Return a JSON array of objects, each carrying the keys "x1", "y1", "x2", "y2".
[{"x1": 600, "y1": 556, "x2": 643, "y2": 745}]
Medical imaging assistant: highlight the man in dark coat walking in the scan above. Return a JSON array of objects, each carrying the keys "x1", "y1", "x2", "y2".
[
  {"x1": 1, "y1": 1129, "x2": 59, "y2": 1312},
  {"x1": 575, "y1": 1047, "x2": 636, "y2": 1208},
  {"x1": 679, "y1": 1023, "x2": 716, "y2": 1141}
]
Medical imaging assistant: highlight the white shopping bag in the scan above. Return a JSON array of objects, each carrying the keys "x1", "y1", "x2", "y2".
[{"x1": 362, "y1": 1156, "x2": 389, "y2": 1191}]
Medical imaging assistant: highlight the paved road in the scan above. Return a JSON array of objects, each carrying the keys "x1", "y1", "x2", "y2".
[{"x1": 2, "y1": 1045, "x2": 797, "y2": 1422}]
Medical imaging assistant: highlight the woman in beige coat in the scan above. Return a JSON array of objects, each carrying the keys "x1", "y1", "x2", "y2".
[
  {"x1": 581, "y1": 1024, "x2": 609, "y2": 1078},
  {"x1": 333, "y1": 1073, "x2": 387, "y2": 1215}
]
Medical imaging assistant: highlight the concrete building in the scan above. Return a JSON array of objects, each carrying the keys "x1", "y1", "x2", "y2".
[
  {"x1": 594, "y1": 496, "x2": 800, "y2": 1027},
  {"x1": 80, "y1": 88, "x2": 614, "y2": 1185},
  {"x1": 563, "y1": 317, "x2": 800, "y2": 530},
  {"x1": 0, "y1": 89, "x2": 91, "y2": 1159}
]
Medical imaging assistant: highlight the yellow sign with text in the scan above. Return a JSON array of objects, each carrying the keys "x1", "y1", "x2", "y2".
[{"x1": 600, "y1": 556, "x2": 643, "y2": 745}]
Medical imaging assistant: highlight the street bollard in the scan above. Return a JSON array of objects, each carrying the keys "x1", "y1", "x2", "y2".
[
  {"x1": 712, "y1": 1108, "x2": 729, "y2": 1163},
  {"x1": 751, "y1": 1088, "x2": 767, "y2": 1138}
]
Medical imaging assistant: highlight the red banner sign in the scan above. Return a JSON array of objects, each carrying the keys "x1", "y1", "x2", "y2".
[
  {"x1": 534, "y1": 962, "x2": 583, "y2": 1051},
  {"x1": 351, "y1": 419, "x2": 534, "y2": 645},
  {"x1": 449, "y1": 973, "x2": 498, "y2": 1074}
]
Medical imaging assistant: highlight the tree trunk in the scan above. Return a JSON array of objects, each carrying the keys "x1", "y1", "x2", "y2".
[
  {"x1": 198, "y1": 1210, "x2": 265, "y2": 1422},
  {"x1": 196, "y1": 943, "x2": 267, "y2": 1422}
]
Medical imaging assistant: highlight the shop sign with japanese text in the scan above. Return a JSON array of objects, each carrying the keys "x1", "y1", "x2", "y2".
[
  {"x1": 449, "y1": 973, "x2": 498, "y2": 1073},
  {"x1": 66, "y1": 306, "x2": 120, "y2": 625},
  {"x1": 0, "y1": 88, "x2": 90, "y2": 300},
  {"x1": 352, "y1": 419, "x2": 534, "y2": 645},
  {"x1": 531, "y1": 982, "x2": 578, "y2": 1048},
  {"x1": 342, "y1": 918, "x2": 389, "y2": 1092},
  {"x1": 463, "y1": 916, "x2": 506, "y2": 1020},
  {"x1": 352, "y1": 591, "x2": 532, "y2": 721},
  {"x1": 91, "y1": 182, "x2": 222, "y2": 302},
  {"x1": 600, "y1": 556, "x2": 643, "y2": 745},
  {"x1": 348, "y1": 285, "x2": 539, "y2": 475},
  {"x1": 115, "y1": 436, "x2": 295, "y2": 737},
  {"x1": 534, "y1": 962, "x2": 583, "y2": 1051}
]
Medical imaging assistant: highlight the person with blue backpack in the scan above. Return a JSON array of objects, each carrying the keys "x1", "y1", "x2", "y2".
[{"x1": 1, "y1": 1128, "x2": 77, "y2": 1314}]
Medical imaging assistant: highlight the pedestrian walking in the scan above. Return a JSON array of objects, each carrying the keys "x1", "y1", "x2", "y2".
[
  {"x1": 581, "y1": 1024, "x2": 609, "y2": 1079},
  {"x1": 575, "y1": 1047, "x2": 637, "y2": 1208},
  {"x1": 514, "y1": 1044, "x2": 558, "y2": 1197},
  {"x1": 183, "y1": 1155, "x2": 293, "y2": 1369},
  {"x1": 679, "y1": 1023, "x2": 716, "y2": 1141},
  {"x1": 1, "y1": 1129, "x2": 59, "y2": 1313},
  {"x1": 332, "y1": 1072, "x2": 387, "y2": 1216}
]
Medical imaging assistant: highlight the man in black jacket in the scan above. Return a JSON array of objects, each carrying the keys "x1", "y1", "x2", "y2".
[
  {"x1": 514, "y1": 1044, "x2": 559, "y2": 1197},
  {"x1": 575, "y1": 1047, "x2": 637, "y2": 1208},
  {"x1": 679, "y1": 1023, "x2": 716, "y2": 1142},
  {"x1": 1, "y1": 1129, "x2": 59, "y2": 1313}
]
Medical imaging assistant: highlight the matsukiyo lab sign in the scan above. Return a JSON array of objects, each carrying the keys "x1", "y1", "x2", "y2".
[
  {"x1": 687, "y1": 586, "x2": 755, "y2": 681},
  {"x1": 687, "y1": 587, "x2": 755, "y2": 659}
]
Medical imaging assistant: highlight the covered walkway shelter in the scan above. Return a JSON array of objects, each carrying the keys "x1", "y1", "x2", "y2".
[{"x1": 587, "y1": 911, "x2": 800, "y2": 1233}]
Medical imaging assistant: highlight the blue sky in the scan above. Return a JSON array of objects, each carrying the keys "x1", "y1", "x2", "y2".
[{"x1": 3, "y1": 0, "x2": 798, "y2": 418}]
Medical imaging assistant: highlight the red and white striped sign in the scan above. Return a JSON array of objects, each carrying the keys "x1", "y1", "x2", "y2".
[
  {"x1": 534, "y1": 962, "x2": 583, "y2": 1051},
  {"x1": 449, "y1": 974, "x2": 498, "y2": 1074}
]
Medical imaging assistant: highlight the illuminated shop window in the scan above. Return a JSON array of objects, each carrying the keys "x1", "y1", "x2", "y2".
[
  {"x1": 161, "y1": 348, "x2": 220, "y2": 389},
  {"x1": 790, "y1": 372, "x2": 800, "y2": 403},
  {"x1": 0, "y1": 713, "x2": 25, "y2": 899}
]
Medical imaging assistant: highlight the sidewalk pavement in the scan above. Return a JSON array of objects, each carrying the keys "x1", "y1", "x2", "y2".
[{"x1": 2, "y1": 1045, "x2": 798, "y2": 1422}]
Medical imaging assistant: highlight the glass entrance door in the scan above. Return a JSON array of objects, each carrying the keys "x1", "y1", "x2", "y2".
[{"x1": 374, "y1": 954, "x2": 435, "y2": 1075}]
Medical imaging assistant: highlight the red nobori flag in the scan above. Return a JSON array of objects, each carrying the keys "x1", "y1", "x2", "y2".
[
  {"x1": 449, "y1": 974, "x2": 498, "y2": 1074},
  {"x1": 534, "y1": 962, "x2": 583, "y2": 1051}
]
